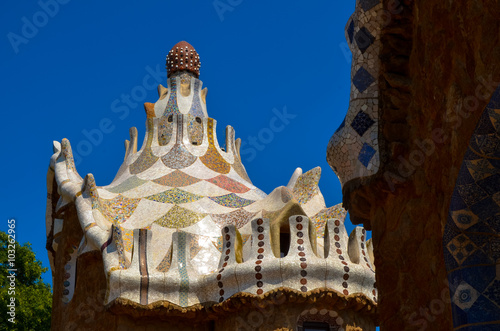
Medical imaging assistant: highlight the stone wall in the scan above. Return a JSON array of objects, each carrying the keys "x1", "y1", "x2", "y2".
[{"x1": 342, "y1": 0, "x2": 500, "y2": 329}]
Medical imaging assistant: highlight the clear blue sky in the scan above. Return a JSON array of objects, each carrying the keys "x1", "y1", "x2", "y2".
[{"x1": 0, "y1": 0, "x2": 358, "y2": 285}]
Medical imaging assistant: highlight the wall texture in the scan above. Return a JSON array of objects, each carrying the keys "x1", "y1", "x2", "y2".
[{"x1": 340, "y1": 0, "x2": 500, "y2": 329}]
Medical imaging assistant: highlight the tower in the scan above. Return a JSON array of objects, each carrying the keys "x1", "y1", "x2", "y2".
[{"x1": 46, "y1": 41, "x2": 377, "y2": 330}]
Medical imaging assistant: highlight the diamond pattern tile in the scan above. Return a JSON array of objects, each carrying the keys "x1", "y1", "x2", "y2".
[
  {"x1": 347, "y1": 19, "x2": 355, "y2": 44},
  {"x1": 451, "y1": 209, "x2": 479, "y2": 230},
  {"x1": 456, "y1": 183, "x2": 489, "y2": 206},
  {"x1": 487, "y1": 86, "x2": 500, "y2": 109},
  {"x1": 483, "y1": 280, "x2": 500, "y2": 308},
  {"x1": 452, "y1": 282, "x2": 480, "y2": 311},
  {"x1": 358, "y1": 143, "x2": 376, "y2": 167},
  {"x1": 355, "y1": 27, "x2": 375, "y2": 53},
  {"x1": 446, "y1": 234, "x2": 477, "y2": 265},
  {"x1": 445, "y1": 85, "x2": 500, "y2": 329},
  {"x1": 353, "y1": 67, "x2": 375, "y2": 93},
  {"x1": 351, "y1": 110, "x2": 375, "y2": 137}
]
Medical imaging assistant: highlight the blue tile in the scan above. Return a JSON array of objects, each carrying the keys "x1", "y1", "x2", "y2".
[
  {"x1": 358, "y1": 143, "x2": 376, "y2": 167},
  {"x1": 347, "y1": 19, "x2": 354, "y2": 44},
  {"x1": 447, "y1": 85, "x2": 500, "y2": 330},
  {"x1": 463, "y1": 248, "x2": 494, "y2": 267},
  {"x1": 474, "y1": 110, "x2": 496, "y2": 135},
  {"x1": 468, "y1": 136, "x2": 482, "y2": 154},
  {"x1": 466, "y1": 160, "x2": 498, "y2": 183},
  {"x1": 488, "y1": 237, "x2": 500, "y2": 260},
  {"x1": 353, "y1": 67, "x2": 375, "y2": 93},
  {"x1": 467, "y1": 220, "x2": 497, "y2": 234},
  {"x1": 355, "y1": 27, "x2": 375, "y2": 53},
  {"x1": 450, "y1": 190, "x2": 468, "y2": 211},
  {"x1": 461, "y1": 325, "x2": 500, "y2": 331},
  {"x1": 488, "y1": 108, "x2": 500, "y2": 131},
  {"x1": 457, "y1": 183, "x2": 489, "y2": 207},
  {"x1": 444, "y1": 216, "x2": 461, "y2": 238},
  {"x1": 477, "y1": 173, "x2": 500, "y2": 195},
  {"x1": 483, "y1": 279, "x2": 500, "y2": 307},
  {"x1": 351, "y1": 110, "x2": 375, "y2": 136},
  {"x1": 467, "y1": 295, "x2": 500, "y2": 324},
  {"x1": 443, "y1": 243, "x2": 460, "y2": 270},
  {"x1": 451, "y1": 306, "x2": 469, "y2": 329},
  {"x1": 447, "y1": 272, "x2": 462, "y2": 294},
  {"x1": 447, "y1": 281, "x2": 470, "y2": 328},
  {"x1": 467, "y1": 232, "x2": 491, "y2": 249},
  {"x1": 470, "y1": 197, "x2": 500, "y2": 219},
  {"x1": 486, "y1": 85, "x2": 500, "y2": 109},
  {"x1": 487, "y1": 158, "x2": 500, "y2": 169},
  {"x1": 475, "y1": 134, "x2": 500, "y2": 156},
  {"x1": 463, "y1": 148, "x2": 482, "y2": 161},
  {"x1": 485, "y1": 215, "x2": 500, "y2": 233},
  {"x1": 359, "y1": 0, "x2": 380, "y2": 11},
  {"x1": 456, "y1": 165, "x2": 476, "y2": 186},
  {"x1": 456, "y1": 265, "x2": 496, "y2": 292}
]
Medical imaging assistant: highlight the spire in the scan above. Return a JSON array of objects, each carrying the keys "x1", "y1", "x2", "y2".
[{"x1": 166, "y1": 41, "x2": 201, "y2": 78}]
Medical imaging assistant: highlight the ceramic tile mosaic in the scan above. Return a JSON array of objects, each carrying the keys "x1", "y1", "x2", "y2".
[
  {"x1": 311, "y1": 204, "x2": 348, "y2": 238},
  {"x1": 208, "y1": 193, "x2": 255, "y2": 208},
  {"x1": 211, "y1": 208, "x2": 257, "y2": 229},
  {"x1": 206, "y1": 175, "x2": 250, "y2": 193},
  {"x1": 180, "y1": 180, "x2": 233, "y2": 197},
  {"x1": 105, "y1": 176, "x2": 148, "y2": 194},
  {"x1": 46, "y1": 41, "x2": 376, "y2": 312},
  {"x1": 121, "y1": 199, "x2": 173, "y2": 229},
  {"x1": 94, "y1": 195, "x2": 140, "y2": 225},
  {"x1": 161, "y1": 115, "x2": 197, "y2": 169},
  {"x1": 444, "y1": 85, "x2": 500, "y2": 330},
  {"x1": 145, "y1": 188, "x2": 203, "y2": 204},
  {"x1": 327, "y1": 0, "x2": 383, "y2": 186},
  {"x1": 119, "y1": 181, "x2": 168, "y2": 199},
  {"x1": 188, "y1": 80, "x2": 205, "y2": 118},
  {"x1": 179, "y1": 197, "x2": 235, "y2": 215},
  {"x1": 187, "y1": 115, "x2": 204, "y2": 146},
  {"x1": 156, "y1": 246, "x2": 172, "y2": 272},
  {"x1": 113, "y1": 225, "x2": 131, "y2": 268},
  {"x1": 153, "y1": 170, "x2": 202, "y2": 187},
  {"x1": 292, "y1": 167, "x2": 321, "y2": 205},
  {"x1": 158, "y1": 115, "x2": 174, "y2": 146},
  {"x1": 163, "y1": 78, "x2": 180, "y2": 117},
  {"x1": 182, "y1": 216, "x2": 221, "y2": 237},
  {"x1": 130, "y1": 119, "x2": 158, "y2": 175},
  {"x1": 177, "y1": 231, "x2": 190, "y2": 306},
  {"x1": 199, "y1": 118, "x2": 231, "y2": 174},
  {"x1": 60, "y1": 138, "x2": 78, "y2": 174},
  {"x1": 154, "y1": 205, "x2": 206, "y2": 228}
]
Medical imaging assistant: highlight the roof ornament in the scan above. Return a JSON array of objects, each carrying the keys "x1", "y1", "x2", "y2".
[{"x1": 166, "y1": 41, "x2": 201, "y2": 78}]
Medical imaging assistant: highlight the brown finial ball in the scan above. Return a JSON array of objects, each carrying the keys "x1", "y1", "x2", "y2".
[{"x1": 166, "y1": 41, "x2": 201, "y2": 78}]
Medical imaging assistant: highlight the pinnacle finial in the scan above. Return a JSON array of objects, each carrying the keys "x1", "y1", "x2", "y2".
[{"x1": 166, "y1": 41, "x2": 201, "y2": 78}]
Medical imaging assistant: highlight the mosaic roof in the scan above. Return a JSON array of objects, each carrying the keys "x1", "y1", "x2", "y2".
[{"x1": 46, "y1": 41, "x2": 376, "y2": 310}]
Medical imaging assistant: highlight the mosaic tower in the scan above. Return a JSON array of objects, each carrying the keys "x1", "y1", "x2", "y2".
[
  {"x1": 327, "y1": 0, "x2": 383, "y2": 187},
  {"x1": 325, "y1": 0, "x2": 500, "y2": 329},
  {"x1": 46, "y1": 41, "x2": 377, "y2": 330}
]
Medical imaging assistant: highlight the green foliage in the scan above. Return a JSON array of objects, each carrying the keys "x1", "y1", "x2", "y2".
[{"x1": 0, "y1": 231, "x2": 52, "y2": 330}]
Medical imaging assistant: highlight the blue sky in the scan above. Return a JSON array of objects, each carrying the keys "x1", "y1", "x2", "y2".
[{"x1": 0, "y1": 0, "x2": 357, "y2": 285}]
